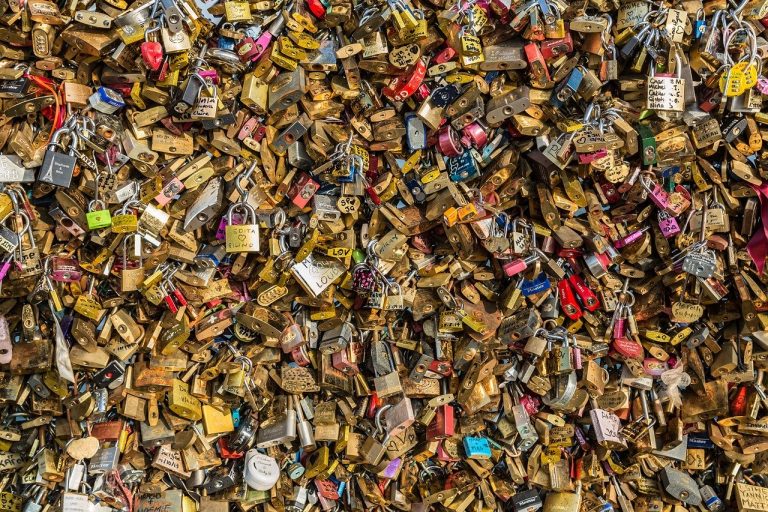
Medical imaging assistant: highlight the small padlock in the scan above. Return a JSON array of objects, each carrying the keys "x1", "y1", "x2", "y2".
[
  {"x1": 141, "y1": 21, "x2": 164, "y2": 71},
  {"x1": 121, "y1": 234, "x2": 145, "y2": 292},
  {"x1": 657, "y1": 211, "x2": 681, "y2": 238},
  {"x1": 86, "y1": 199, "x2": 112, "y2": 230}
]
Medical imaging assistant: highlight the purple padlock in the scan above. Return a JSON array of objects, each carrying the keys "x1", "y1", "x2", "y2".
[
  {"x1": 757, "y1": 75, "x2": 768, "y2": 95},
  {"x1": 50, "y1": 256, "x2": 82, "y2": 283},
  {"x1": 216, "y1": 213, "x2": 244, "y2": 240},
  {"x1": 658, "y1": 211, "x2": 681, "y2": 238},
  {"x1": 352, "y1": 264, "x2": 376, "y2": 294}
]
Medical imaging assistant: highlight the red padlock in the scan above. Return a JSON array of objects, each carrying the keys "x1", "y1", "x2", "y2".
[
  {"x1": 524, "y1": 42, "x2": 551, "y2": 86},
  {"x1": 568, "y1": 273, "x2": 600, "y2": 312},
  {"x1": 307, "y1": 0, "x2": 326, "y2": 18},
  {"x1": 540, "y1": 32, "x2": 574, "y2": 60},
  {"x1": 557, "y1": 278, "x2": 582, "y2": 320},
  {"x1": 382, "y1": 59, "x2": 426, "y2": 102},
  {"x1": 427, "y1": 404, "x2": 455, "y2": 440},
  {"x1": 288, "y1": 172, "x2": 320, "y2": 208},
  {"x1": 141, "y1": 24, "x2": 164, "y2": 72},
  {"x1": 433, "y1": 46, "x2": 457, "y2": 64}
]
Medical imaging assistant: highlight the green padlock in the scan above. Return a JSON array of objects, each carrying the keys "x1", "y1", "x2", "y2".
[
  {"x1": 352, "y1": 248, "x2": 366, "y2": 264},
  {"x1": 86, "y1": 200, "x2": 112, "y2": 230}
]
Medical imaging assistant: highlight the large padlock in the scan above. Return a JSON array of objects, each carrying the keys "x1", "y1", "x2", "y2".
[
  {"x1": 646, "y1": 55, "x2": 685, "y2": 112},
  {"x1": 224, "y1": 201, "x2": 260, "y2": 253},
  {"x1": 38, "y1": 127, "x2": 77, "y2": 188}
]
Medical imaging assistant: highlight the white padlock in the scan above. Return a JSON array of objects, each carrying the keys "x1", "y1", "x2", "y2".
[{"x1": 243, "y1": 449, "x2": 280, "y2": 491}]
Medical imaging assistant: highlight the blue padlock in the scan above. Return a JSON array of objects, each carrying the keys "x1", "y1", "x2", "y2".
[
  {"x1": 550, "y1": 66, "x2": 584, "y2": 109},
  {"x1": 430, "y1": 84, "x2": 460, "y2": 108},
  {"x1": 448, "y1": 152, "x2": 478, "y2": 182},
  {"x1": 218, "y1": 36, "x2": 236, "y2": 51},
  {"x1": 694, "y1": 9, "x2": 706, "y2": 40},
  {"x1": 405, "y1": 113, "x2": 426, "y2": 151},
  {"x1": 521, "y1": 272, "x2": 551, "y2": 297},
  {"x1": 463, "y1": 436, "x2": 492, "y2": 459},
  {"x1": 404, "y1": 172, "x2": 426, "y2": 203}
]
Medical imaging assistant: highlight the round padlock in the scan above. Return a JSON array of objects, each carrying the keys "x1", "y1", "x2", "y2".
[{"x1": 243, "y1": 449, "x2": 280, "y2": 491}]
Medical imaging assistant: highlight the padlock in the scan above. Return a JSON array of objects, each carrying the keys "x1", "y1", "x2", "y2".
[
  {"x1": 646, "y1": 55, "x2": 685, "y2": 112},
  {"x1": 256, "y1": 407, "x2": 297, "y2": 448},
  {"x1": 141, "y1": 22, "x2": 163, "y2": 71},
  {"x1": 38, "y1": 127, "x2": 77, "y2": 188},
  {"x1": 224, "y1": 202, "x2": 260, "y2": 253},
  {"x1": 243, "y1": 449, "x2": 280, "y2": 491},
  {"x1": 85, "y1": 199, "x2": 112, "y2": 230},
  {"x1": 660, "y1": 467, "x2": 703, "y2": 506}
]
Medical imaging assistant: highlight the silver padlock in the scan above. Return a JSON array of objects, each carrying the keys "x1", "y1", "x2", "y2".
[
  {"x1": 646, "y1": 54, "x2": 685, "y2": 112},
  {"x1": 184, "y1": 177, "x2": 224, "y2": 231},
  {"x1": 256, "y1": 407, "x2": 297, "y2": 448},
  {"x1": 660, "y1": 466, "x2": 702, "y2": 506},
  {"x1": 511, "y1": 399, "x2": 538, "y2": 451}
]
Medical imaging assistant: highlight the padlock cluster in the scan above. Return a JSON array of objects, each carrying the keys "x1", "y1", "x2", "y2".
[{"x1": 2, "y1": 0, "x2": 768, "y2": 510}]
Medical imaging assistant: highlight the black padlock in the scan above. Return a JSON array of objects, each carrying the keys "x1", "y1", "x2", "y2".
[
  {"x1": 511, "y1": 488, "x2": 542, "y2": 512},
  {"x1": 93, "y1": 360, "x2": 126, "y2": 389},
  {"x1": 170, "y1": 75, "x2": 205, "y2": 115},
  {"x1": 202, "y1": 463, "x2": 239, "y2": 494},
  {"x1": 0, "y1": 76, "x2": 29, "y2": 97},
  {"x1": 38, "y1": 128, "x2": 77, "y2": 188}
]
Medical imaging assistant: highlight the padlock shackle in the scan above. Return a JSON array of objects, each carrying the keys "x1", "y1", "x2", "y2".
[{"x1": 235, "y1": 161, "x2": 258, "y2": 200}]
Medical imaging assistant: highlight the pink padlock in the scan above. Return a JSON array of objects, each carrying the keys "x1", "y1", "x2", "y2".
[
  {"x1": 503, "y1": 254, "x2": 539, "y2": 277},
  {"x1": 197, "y1": 69, "x2": 219, "y2": 84},
  {"x1": 647, "y1": 182, "x2": 670, "y2": 209},
  {"x1": 245, "y1": 15, "x2": 285, "y2": 62},
  {"x1": 578, "y1": 149, "x2": 607, "y2": 164},
  {"x1": 237, "y1": 117, "x2": 259, "y2": 140},
  {"x1": 462, "y1": 122, "x2": 488, "y2": 148},
  {"x1": 613, "y1": 318, "x2": 626, "y2": 340},
  {"x1": 614, "y1": 227, "x2": 648, "y2": 248},
  {"x1": 519, "y1": 393, "x2": 541, "y2": 416},
  {"x1": 572, "y1": 346, "x2": 582, "y2": 370},
  {"x1": 0, "y1": 256, "x2": 14, "y2": 281},
  {"x1": 249, "y1": 32, "x2": 274, "y2": 62},
  {"x1": 658, "y1": 211, "x2": 681, "y2": 238},
  {"x1": 613, "y1": 337, "x2": 643, "y2": 359},
  {"x1": 643, "y1": 358, "x2": 668, "y2": 376}
]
